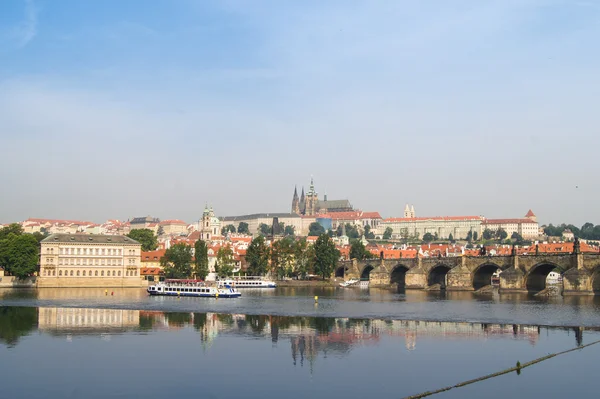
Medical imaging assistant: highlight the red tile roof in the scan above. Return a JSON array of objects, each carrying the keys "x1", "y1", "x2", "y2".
[
  {"x1": 141, "y1": 249, "x2": 166, "y2": 261},
  {"x1": 320, "y1": 211, "x2": 382, "y2": 220},
  {"x1": 140, "y1": 267, "x2": 163, "y2": 275},
  {"x1": 383, "y1": 216, "x2": 483, "y2": 222},
  {"x1": 159, "y1": 219, "x2": 188, "y2": 225},
  {"x1": 525, "y1": 209, "x2": 536, "y2": 217},
  {"x1": 483, "y1": 219, "x2": 536, "y2": 224}
]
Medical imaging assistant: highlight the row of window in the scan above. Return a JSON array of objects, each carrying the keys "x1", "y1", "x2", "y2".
[
  {"x1": 50, "y1": 247, "x2": 138, "y2": 256},
  {"x1": 50, "y1": 258, "x2": 128, "y2": 266},
  {"x1": 42, "y1": 269, "x2": 139, "y2": 277}
]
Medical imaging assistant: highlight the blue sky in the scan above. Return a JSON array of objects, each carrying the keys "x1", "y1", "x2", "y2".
[{"x1": 1, "y1": 0, "x2": 599, "y2": 225}]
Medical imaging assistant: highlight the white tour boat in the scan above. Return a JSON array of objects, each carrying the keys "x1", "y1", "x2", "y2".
[
  {"x1": 147, "y1": 280, "x2": 241, "y2": 298},
  {"x1": 217, "y1": 276, "x2": 277, "y2": 288}
]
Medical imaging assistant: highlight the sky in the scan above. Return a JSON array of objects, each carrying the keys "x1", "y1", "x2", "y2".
[{"x1": 1, "y1": 0, "x2": 599, "y2": 226}]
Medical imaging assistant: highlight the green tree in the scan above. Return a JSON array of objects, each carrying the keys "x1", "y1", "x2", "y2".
[
  {"x1": 31, "y1": 231, "x2": 46, "y2": 243},
  {"x1": 382, "y1": 227, "x2": 393, "y2": 240},
  {"x1": 127, "y1": 229, "x2": 158, "y2": 252},
  {"x1": 157, "y1": 226, "x2": 165, "y2": 236},
  {"x1": 496, "y1": 228, "x2": 508, "y2": 241},
  {"x1": 161, "y1": 243, "x2": 193, "y2": 279},
  {"x1": 448, "y1": 233, "x2": 454, "y2": 242},
  {"x1": 349, "y1": 241, "x2": 375, "y2": 260},
  {"x1": 0, "y1": 233, "x2": 39, "y2": 279},
  {"x1": 422, "y1": 232, "x2": 434, "y2": 243},
  {"x1": 216, "y1": 246, "x2": 235, "y2": 277},
  {"x1": 473, "y1": 231, "x2": 478, "y2": 241},
  {"x1": 313, "y1": 234, "x2": 339, "y2": 279},
  {"x1": 364, "y1": 225, "x2": 375, "y2": 239},
  {"x1": 399, "y1": 228, "x2": 410, "y2": 243},
  {"x1": 466, "y1": 231, "x2": 473, "y2": 242},
  {"x1": 221, "y1": 224, "x2": 236, "y2": 236},
  {"x1": 0, "y1": 224, "x2": 24, "y2": 240},
  {"x1": 482, "y1": 229, "x2": 494, "y2": 240},
  {"x1": 258, "y1": 223, "x2": 271, "y2": 236},
  {"x1": 293, "y1": 238, "x2": 312, "y2": 279},
  {"x1": 271, "y1": 237, "x2": 294, "y2": 279},
  {"x1": 194, "y1": 240, "x2": 209, "y2": 280},
  {"x1": 308, "y1": 222, "x2": 325, "y2": 237},
  {"x1": 345, "y1": 223, "x2": 360, "y2": 239},
  {"x1": 246, "y1": 236, "x2": 269, "y2": 276},
  {"x1": 284, "y1": 225, "x2": 295, "y2": 237},
  {"x1": 237, "y1": 222, "x2": 249, "y2": 234}
]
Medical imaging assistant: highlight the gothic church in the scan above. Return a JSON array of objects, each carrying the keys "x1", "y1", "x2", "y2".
[{"x1": 291, "y1": 178, "x2": 353, "y2": 216}]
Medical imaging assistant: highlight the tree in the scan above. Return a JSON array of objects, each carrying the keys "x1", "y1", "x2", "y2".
[
  {"x1": 349, "y1": 241, "x2": 375, "y2": 260},
  {"x1": 482, "y1": 229, "x2": 493, "y2": 240},
  {"x1": 245, "y1": 236, "x2": 269, "y2": 276},
  {"x1": 473, "y1": 231, "x2": 478, "y2": 241},
  {"x1": 258, "y1": 223, "x2": 271, "y2": 236},
  {"x1": 284, "y1": 225, "x2": 295, "y2": 237},
  {"x1": 511, "y1": 231, "x2": 523, "y2": 242},
  {"x1": 382, "y1": 227, "x2": 393, "y2": 240},
  {"x1": 127, "y1": 229, "x2": 158, "y2": 252},
  {"x1": 0, "y1": 233, "x2": 39, "y2": 279},
  {"x1": 313, "y1": 234, "x2": 339, "y2": 279},
  {"x1": 422, "y1": 232, "x2": 434, "y2": 243},
  {"x1": 157, "y1": 226, "x2": 165, "y2": 236},
  {"x1": 194, "y1": 240, "x2": 209, "y2": 280},
  {"x1": 271, "y1": 237, "x2": 294, "y2": 279},
  {"x1": 399, "y1": 228, "x2": 410, "y2": 243},
  {"x1": 216, "y1": 246, "x2": 235, "y2": 277},
  {"x1": 496, "y1": 228, "x2": 508, "y2": 241},
  {"x1": 160, "y1": 243, "x2": 193, "y2": 279},
  {"x1": 293, "y1": 238, "x2": 312, "y2": 279},
  {"x1": 31, "y1": 231, "x2": 46, "y2": 243},
  {"x1": 344, "y1": 223, "x2": 360, "y2": 239},
  {"x1": 221, "y1": 224, "x2": 236, "y2": 236},
  {"x1": 237, "y1": 222, "x2": 249, "y2": 234},
  {"x1": 308, "y1": 222, "x2": 325, "y2": 237},
  {"x1": 0, "y1": 224, "x2": 24, "y2": 240},
  {"x1": 364, "y1": 225, "x2": 375, "y2": 239},
  {"x1": 466, "y1": 231, "x2": 473, "y2": 242},
  {"x1": 448, "y1": 233, "x2": 454, "y2": 242}
]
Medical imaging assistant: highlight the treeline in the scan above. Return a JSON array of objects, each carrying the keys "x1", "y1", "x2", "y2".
[
  {"x1": 161, "y1": 234, "x2": 360, "y2": 281},
  {"x1": 0, "y1": 224, "x2": 45, "y2": 279},
  {"x1": 543, "y1": 223, "x2": 600, "y2": 240}
]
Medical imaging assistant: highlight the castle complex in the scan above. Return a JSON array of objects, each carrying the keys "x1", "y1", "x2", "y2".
[{"x1": 291, "y1": 178, "x2": 353, "y2": 216}]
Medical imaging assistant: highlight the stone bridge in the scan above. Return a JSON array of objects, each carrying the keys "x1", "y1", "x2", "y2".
[{"x1": 336, "y1": 250, "x2": 600, "y2": 295}]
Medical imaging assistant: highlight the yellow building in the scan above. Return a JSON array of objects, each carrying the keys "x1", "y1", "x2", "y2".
[{"x1": 38, "y1": 234, "x2": 144, "y2": 288}]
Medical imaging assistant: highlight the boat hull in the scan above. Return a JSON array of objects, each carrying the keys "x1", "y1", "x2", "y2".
[{"x1": 147, "y1": 290, "x2": 241, "y2": 298}]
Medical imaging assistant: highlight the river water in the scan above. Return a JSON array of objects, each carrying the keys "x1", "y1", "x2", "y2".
[{"x1": 2, "y1": 287, "x2": 600, "y2": 398}]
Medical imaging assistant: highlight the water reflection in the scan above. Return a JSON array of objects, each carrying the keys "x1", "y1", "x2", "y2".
[{"x1": 1, "y1": 306, "x2": 594, "y2": 356}]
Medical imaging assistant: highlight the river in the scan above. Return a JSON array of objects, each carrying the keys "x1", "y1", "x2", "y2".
[{"x1": 1, "y1": 287, "x2": 600, "y2": 398}]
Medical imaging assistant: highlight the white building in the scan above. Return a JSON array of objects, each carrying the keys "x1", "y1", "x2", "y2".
[{"x1": 482, "y1": 210, "x2": 539, "y2": 239}]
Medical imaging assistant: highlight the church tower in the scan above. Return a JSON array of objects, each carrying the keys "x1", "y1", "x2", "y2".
[
  {"x1": 305, "y1": 177, "x2": 318, "y2": 216},
  {"x1": 291, "y1": 186, "x2": 300, "y2": 214},
  {"x1": 404, "y1": 204, "x2": 411, "y2": 218},
  {"x1": 300, "y1": 187, "x2": 306, "y2": 215}
]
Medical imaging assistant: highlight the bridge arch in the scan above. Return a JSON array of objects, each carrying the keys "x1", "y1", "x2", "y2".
[
  {"x1": 428, "y1": 264, "x2": 452, "y2": 289},
  {"x1": 360, "y1": 264, "x2": 376, "y2": 280},
  {"x1": 525, "y1": 262, "x2": 563, "y2": 292},
  {"x1": 335, "y1": 265, "x2": 347, "y2": 278},
  {"x1": 472, "y1": 263, "x2": 501, "y2": 291},
  {"x1": 390, "y1": 264, "x2": 409, "y2": 289}
]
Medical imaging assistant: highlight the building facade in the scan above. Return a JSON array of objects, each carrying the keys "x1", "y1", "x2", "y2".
[
  {"x1": 220, "y1": 213, "x2": 316, "y2": 236},
  {"x1": 194, "y1": 206, "x2": 222, "y2": 241},
  {"x1": 38, "y1": 234, "x2": 144, "y2": 287},
  {"x1": 378, "y1": 216, "x2": 484, "y2": 240},
  {"x1": 158, "y1": 219, "x2": 188, "y2": 235}
]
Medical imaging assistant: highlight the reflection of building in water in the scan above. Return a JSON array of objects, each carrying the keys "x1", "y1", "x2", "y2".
[{"x1": 38, "y1": 307, "x2": 140, "y2": 333}]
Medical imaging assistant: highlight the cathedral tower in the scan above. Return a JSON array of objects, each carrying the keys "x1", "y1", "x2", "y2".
[{"x1": 291, "y1": 186, "x2": 300, "y2": 214}]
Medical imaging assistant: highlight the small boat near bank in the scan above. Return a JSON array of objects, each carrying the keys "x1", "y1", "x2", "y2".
[
  {"x1": 339, "y1": 279, "x2": 359, "y2": 288},
  {"x1": 217, "y1": 276, "x2": 277, "y2": 288},
  {"x1": 147, "y1": 280, "x2": 241, "y2": 298}
]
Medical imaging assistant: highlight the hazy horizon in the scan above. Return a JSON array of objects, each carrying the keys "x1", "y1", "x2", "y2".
[{"x1": 1, "y1": 1, "x2": 599, "y2": 226}]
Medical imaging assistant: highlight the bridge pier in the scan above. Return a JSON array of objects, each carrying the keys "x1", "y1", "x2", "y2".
[
  {"x1": 563, "y1": 268, "x2": 594, "y2": 295},
  {"x1": 446, "y1": 264, "x2": 474, "y2": 291},
  {"x1": 405, "y1": 267, "x2": 427, "y2": 289},
  {"x1": 498, "y1": 267, "x2": 527, "y2": 293}
]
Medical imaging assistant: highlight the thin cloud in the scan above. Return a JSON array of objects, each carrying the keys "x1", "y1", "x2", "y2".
[{"x1": 14, "y1": 0, "x2": 39, "y2": 48}]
